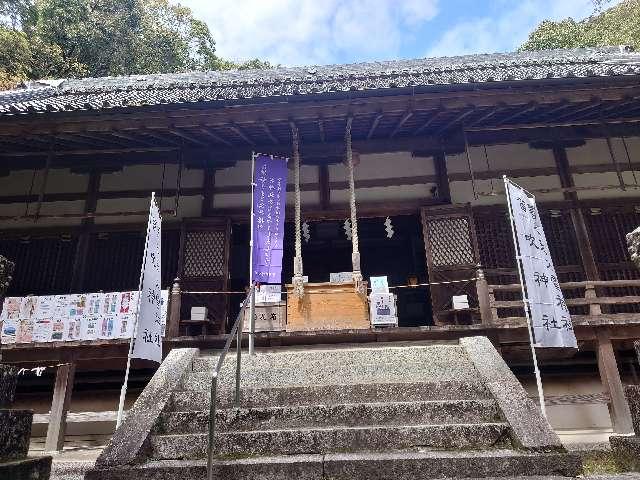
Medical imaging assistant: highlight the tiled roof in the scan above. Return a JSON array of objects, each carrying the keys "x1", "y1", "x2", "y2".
[{"x1": 1, "y1": 47, "x2": 639, "y2": 116}]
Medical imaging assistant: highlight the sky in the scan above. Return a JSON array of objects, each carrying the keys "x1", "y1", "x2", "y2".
[{"x1": 179, "y1": 0, "x2": 617, "y2": 67}]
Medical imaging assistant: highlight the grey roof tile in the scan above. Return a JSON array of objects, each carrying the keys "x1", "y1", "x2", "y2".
[{"x1": 1, "y1": 47, "x2": 639, "y2": 116}]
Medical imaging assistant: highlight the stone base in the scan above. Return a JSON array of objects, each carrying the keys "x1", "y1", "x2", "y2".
[
  {"x1": 610, "y1": 434, "x2": 640, "y2": 469},
  {"x1": 0, "y1": 409, "x2": 33, "y2": 460},
  {"x1": 0, "y1": 456, "x2": 52, "y2": 480}
]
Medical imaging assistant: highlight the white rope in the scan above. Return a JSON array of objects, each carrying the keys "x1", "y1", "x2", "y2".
[
  {"x1": 290, "y1": 122, "x2": 304, "y2": 297},
  {"x1": 345, "y1": 116, "x2": 365, "y2": 294}
]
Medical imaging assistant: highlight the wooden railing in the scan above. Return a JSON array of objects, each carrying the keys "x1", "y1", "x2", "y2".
[{"x1": 485, "y1": 279, "x2": 640, "y2": 324}]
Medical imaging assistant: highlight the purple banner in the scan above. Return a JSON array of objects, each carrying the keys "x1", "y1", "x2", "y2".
[{"x1": 252, "y1": 154, "x2": 288, "y2": 283}]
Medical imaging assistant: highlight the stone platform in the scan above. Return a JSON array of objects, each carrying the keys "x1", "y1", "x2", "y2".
[{"x1": 86, "y1": 338, "x2": 582, "y2": 479}]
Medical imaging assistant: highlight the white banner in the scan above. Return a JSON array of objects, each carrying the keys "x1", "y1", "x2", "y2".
[
  {"x1": 506, "y1": 179, "x2": 577, "y2": 348},
  {"x1": 132, "y1": 197, "x2": 162, "y2": 363}
]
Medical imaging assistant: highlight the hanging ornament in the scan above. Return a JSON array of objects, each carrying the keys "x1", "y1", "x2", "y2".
[
  {"x1": 344, "y1": 219, "x2": 352, "y2": 240},
  {"x1": 302, "y1": 221, "x2": 311, "y2": 243},
  {"x1": 384, "y1": 217, "x2": 394, "y2": 238}
]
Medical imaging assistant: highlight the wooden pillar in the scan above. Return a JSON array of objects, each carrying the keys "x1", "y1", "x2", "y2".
[
  {"x1": 432, "y1": 150, "x2": 451, "y2": 204},
  {"x1": 167, "y1": 277, "x2": 182, "y2": 338},
  {"x1": 596, "y1": 329, "x2": 633, "y2": 433},
  {"x1": 202, "y1": 164, "x2": 216, "y2": 217},
  {"x1": 551, "y1": 144, "x2": 600, "y2": 281},
  {"x1": 44, "y1": 362, "x2": 76, "y2": 452},
  {"x1": 319, "y1": 164, "x2": 330, "y2": 210},
  {"x1": 70, "y1": 169, "x2": 101, "y2": 292},
  {"x1": 476, "y1": 268, "x2": 492, "y2": 324}
]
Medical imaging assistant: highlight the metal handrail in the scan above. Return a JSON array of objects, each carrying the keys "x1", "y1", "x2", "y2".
[{"x1": 206, "y1": 284, "x2": 255, "y2": 480}]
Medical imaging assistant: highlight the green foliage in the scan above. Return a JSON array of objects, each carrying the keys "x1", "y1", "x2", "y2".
[
  {"x1": 0, "y1": 0, "x2": 271, "y2": 90},
  {"x1": 521, "y1": 0, "x2": 640, "y2": 51}
]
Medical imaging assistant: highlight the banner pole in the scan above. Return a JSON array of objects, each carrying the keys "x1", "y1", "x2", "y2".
[
  {"x1": 503, "y1": 176, "x2": 547, "y2": 419},
  {"x1": 248, "y1": 153, "x2": 256, "y2": 356},
  {"x1": 116, "y1": 192, "x2": 155, "y2": 427}
]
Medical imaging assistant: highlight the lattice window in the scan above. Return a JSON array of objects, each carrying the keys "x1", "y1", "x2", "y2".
[
  {"x1": 586, "y1": 208, "x2": 640, "y2": 264},
  {"x1": 475, "y1": 209, "x2": 515, "y2": 270},
  {"x1": 0, "y1": 237, "x2": 77, "y2": 295},
  {"x1": 425, "y1": 217, "x2": 475, "y2": 267},
  {"x1": 183, "y1": 230, "x2": 226, "y2": 278}
]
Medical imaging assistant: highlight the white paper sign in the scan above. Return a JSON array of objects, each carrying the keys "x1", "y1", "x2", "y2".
[
  {"x1": 369, "y1": 292, "x2": 398, "y2": 326},
  {"x1": 132, "y1": 197, "x2": 162, "y2": 363},
  {"x1": 256, "y1": 284, "x2": 281, "y2": 304},
  {"x1": 33, "y1": 318, "x2": 53, "y2": 342},
  {"x1": 330, "y1": 272, "x2": 353, "y2": 284},
  {"x1": 370, "y1": 276, "x2": 389, "y2": 294},
  {"x1": 506, "y1": 180, "x2": 577, "y2": 348}
]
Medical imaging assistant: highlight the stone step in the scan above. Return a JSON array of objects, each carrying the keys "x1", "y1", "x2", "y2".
[
  {"x1": 191, "y1": 345, "x2": 479, "y2": 390},
  {"x1": 149, "y1": 422, "x2": 510, "y2": 459},
  {"x1": 155, "y1": 399, "x2": 502, "y2": 434},
  {"x1": 85, "y1": 450, "x2": 582, "y2": 480},
  {"x1": 169, "y1": 381, "x2": 492, "y2": 410}
]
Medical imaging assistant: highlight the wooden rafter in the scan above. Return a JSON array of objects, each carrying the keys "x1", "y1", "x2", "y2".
[
  {"x1": 229, "y1": 123, "x2": 254, "y2": 145},
  {"x1": 169, "y1": 129, "x2": 208, "y2": 147},
  {"x1": 468, "y1": 106, "x2": 502, "y2": 127},
  {"x1": 413, "y1": 108, "x2": 442, "y2": 135},
  {"x1": 367, "y1": 112, "x2": 384, "y2": 139},
  {"x1": 109, "y1": 131, "x2": 155, "y2": 147},
  {"x1": 494, "y1": 102, "x2": 538, "y2": 126},
  {"x1": 317, "y1": 117, "x2": 326, "y2": 143},
  {"x1": 74, "y1": 133, "x2": 127, "y2": 148},
  {"x1": 433, "y1": 107, "x2": 476, "y2": 136},
  {"x1": 199, "y1": 128, "x2": 233, "y2": 147},
  {"x1": 390, "y1": 110, "x2": 414, "y2": 138},
  {"x1": 261, "y1": 121, "x2": 279, "y2": 144},
  {"x1": 555, "y1": 99, "x2": 602, "y2": 122},
  {"x1": 141, "y1": 130, "x2": 179, "y2": 146}
]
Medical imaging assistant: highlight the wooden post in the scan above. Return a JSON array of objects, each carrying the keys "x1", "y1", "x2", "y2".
[
  {"x1": 551, "y1": 144, "x2": 600, "y2": 281},
  {"x1": 432, "y1": 150, "x2": 451, "y2": 204},
  {"x1": 476, "y1": 268, "x2": 492, "y2": 324},
  {"x1": 202, "y1": 164, "x2": 216, "y2": 217},
  {"x1": 70, "y1": 169, "x2": 101, "y2": 292},
  {"x1": 584, "y1": 283, "x2": 602, "y2": 316},
  {"x1": 596, "y1": 329, "x2": 633, "y2": 434},
  {"x1": 167, "y1": 277, "x2": 182, "y2": 339},
  {"x1": 319, "y1": 164, "x2": 330, "y2": 210},
  {"x1": 44, "y1": 362, "x2": 76, "y2": 452}
]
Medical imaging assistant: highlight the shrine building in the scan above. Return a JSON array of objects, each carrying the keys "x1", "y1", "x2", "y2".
[{"x1": 1, "y1": 46, "x2": 640, "y2": 449}]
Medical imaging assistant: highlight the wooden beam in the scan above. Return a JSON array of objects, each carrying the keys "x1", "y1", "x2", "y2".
[
  {"x1": 261, "y1": 121, "x2": 279, "y2": 144},
  {"x1": 390, "y1": 110, "x2": 414, "y2": 138},
  {"x1": 109, "y1": 131, "x2": 155, "y2": 147},
  {"x1": 318, "y1": 117, "x2": 326, "y2": 143},
  {"x1": 494, "y1": 102, "x2": 538, "y2": 126},
  {"x1": 555, "y1": 100, "x2": 602, "y2": 122},
  {"x1": 69, "y1": 170, "x2": 101, "y2": 292},
  {"x1": 413, "y1": 109, "x2": 442, "y2": 135},
  {"x1": 367, "y1": 112, "x2": 384, "y2": 139},
  {"x1": 596, "y1": 329, "x2": 634, "y2": 434},
  {"x1": 198, "y1": 128, "x2": 232, "y2": 147},
  {"x1": 468, "y1": 106, "x2": 502, "y2": 126},
  {"x1": 319, "y1": 164, "x2": 330, "y2": 210},
  {"x1": 202, "y1": 163, "x2": 216, "y2": 217},
  {"x1": 169, "y1": 129, "x2": 207, "y2": 147},
  {"x1": 141, "y1": 130, "x2": 179, "y2": 146},
  {"x1": 434, "y1": 107, "x2": 476, "y2": 136},
  {"x1": 552, "y1": 144, "x2": 601, "y2": 281},
  {"x1": 432, "y1": 150, "x2": 451, "y2": 203},
  {"x1": 44, "y1": 362, "x2": 76, "y2": 452},
  {"x1": 229, "y1": 123, "x2": 255, "y2": 145}
]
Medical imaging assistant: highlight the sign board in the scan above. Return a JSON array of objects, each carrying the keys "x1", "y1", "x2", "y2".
[
  {"x1": 505, "y1": 179, "x2": 577, "y2": 348},
  {"x1": 255, "y1": 284, "x2": 282, "y2": 304},
  {"x1": 370, "y1": 276, "x2": 389, "y2": 294},
  {"x1": 330, "y1": 272, "x2": 353, "y2": 284},
  {"x1": 369, "y1": 293, "x2": 398, "y2": 326}
]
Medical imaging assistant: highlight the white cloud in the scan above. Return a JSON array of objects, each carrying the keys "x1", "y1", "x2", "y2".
[
  {"x1": 179, "y1": 0, "x2": 439, "y2": 66},
  {"x1": 425, "y1": 0, "x2": 611, "y2": 58}
]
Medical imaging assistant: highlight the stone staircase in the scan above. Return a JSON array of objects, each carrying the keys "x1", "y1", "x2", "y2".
[{"x1": 87, "y1": 338, "x2": 581, "y2": 479}]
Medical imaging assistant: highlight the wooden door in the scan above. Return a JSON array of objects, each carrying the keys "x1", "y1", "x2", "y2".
[
  {"x1": 178, "y1": 218, "x2": 232, "y2": 334},
  {"x1": 420, "y1": 205, "x2": 480, "y2": 325}
]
